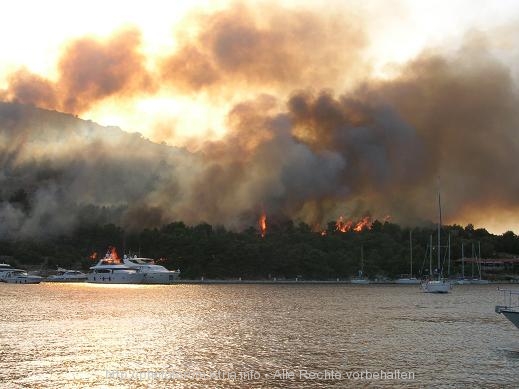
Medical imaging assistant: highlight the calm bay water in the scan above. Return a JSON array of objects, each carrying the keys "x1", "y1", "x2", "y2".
[{"x1": 0, "y1": 283, "x2": 518, "y2": 388}]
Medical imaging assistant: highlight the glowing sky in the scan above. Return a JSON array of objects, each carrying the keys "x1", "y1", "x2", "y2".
[{"x1": 2, "y1": 0, "x2": 518, "y2": 143}]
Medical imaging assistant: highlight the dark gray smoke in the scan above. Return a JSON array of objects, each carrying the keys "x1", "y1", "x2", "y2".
[{"x1": 0, "y1": 102, "x2": 193, "y2": 237}]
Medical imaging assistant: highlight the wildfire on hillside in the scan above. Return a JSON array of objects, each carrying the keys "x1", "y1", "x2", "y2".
[
  {"x1": 335, "y1": 216, "x2": 372, "y2": 233},
  {"x1": 259, "y1": 211, "x2": 267, "y2": 238}
]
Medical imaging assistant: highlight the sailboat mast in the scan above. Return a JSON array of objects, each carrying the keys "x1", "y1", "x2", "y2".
[
  {"x1": 448, "y1": 233, "x2": 451, "y2": 277},
  {"x1": 461, "y1": 242, "x2": 465, "y2": 279},
  {"x1": 409, "y1": 229, "x2": 413, "y2": 276},
  {"x1": 361, "y1": 244, "x2": 364, "y2": 273},
  {"x1": 478, "y1": 241, "x2": 482, "y2": 279},
  {"x1": 437, "y1": 182, "x2": 442, "y2": 280},
  {"x1": 429, "y1": 234, "x2": 433, "y2": 277},
  {"x1": 471, "y1": 243, "x2": 475, "y2": 278}
]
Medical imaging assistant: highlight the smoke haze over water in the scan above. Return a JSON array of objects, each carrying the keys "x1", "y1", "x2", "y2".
[{"x1": 1, "y1": 3, "x2": 519, "y2": 237}]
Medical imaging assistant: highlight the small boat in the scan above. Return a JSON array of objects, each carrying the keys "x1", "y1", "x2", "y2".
[
  {"x1": 122, "y1": 255, "x2": 180, "y2": 284},
  {"x1": 496, "y1": 289, "x2": 519, "y2": 329},
  {"x1": 1, "y1": 269, "x2": 43, "y2": 284},
  {"x1": 470, "y1": 242, "x2": 489, "y2": 284},
  {"x1": 421, "y1": 233, "x2": 451, "y2": 293},
  {"x1": 351, "y1": 245, "x2": 370, "y2": 284},
  {"x1": 454, "y1": 243, "x2": 471, "y2": 284},
  {"x1": 422, "y1": 182, "x2": 452, "y2": 294},
  {"x1": 350, "y1": 277, "x2": 370, "y2": 285},
  {"x1": 396, "y1": 277, "x2": 421, "y2": 285},
  {"x1": 46, "y1": 268, "x2": 87, "y2": 282},
  {"x1": 87, "y1": 249, "x2": 144, "y2": 284},
  {"x1": 471, "y1": 278, "x2": 490, "y2": 285},
  {"x1": 422, "y1": 278, "x2": 451, "y2": 293},
  {"x1": 396, "y1": 230, "x2": 421, "y2": 284}
]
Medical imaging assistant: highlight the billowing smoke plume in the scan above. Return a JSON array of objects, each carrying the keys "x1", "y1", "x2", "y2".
[
  {"x1": 1, "y1": 28, "x2": 152, "y2": 114},
  {"x1": 0, "y1": 101, "x2": 197, "y2": 237},
  {"x1": 1, "y1": 4, "x2": 365, "y2": 114},
  {"x1": 1, "y1": 4, "x2": 519, "y2": 237},
  {"x1": 160, "y1": 3, "x2": 366, "y2": 93}
]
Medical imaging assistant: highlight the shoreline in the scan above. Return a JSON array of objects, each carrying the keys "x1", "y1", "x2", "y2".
[{"x1": 170, "y1": 279, "x2": 519, "y2": 285}]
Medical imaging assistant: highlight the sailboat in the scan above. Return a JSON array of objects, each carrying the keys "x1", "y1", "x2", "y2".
[
  {"x1": 421, "y1": 181, "x2": 452, "y2": 293},
  {"x1": 471, "y1": 241, "x2": 489, "y2": 284},
  {"x1": 455, "y1": 242, "x2": 471, "y2": 284},
  {"x1": 396, "y1": 230, "x2": 421, "y2": 284},
  {"x1": 351, "y1": 245, "x2": 370, "y2": 284}
]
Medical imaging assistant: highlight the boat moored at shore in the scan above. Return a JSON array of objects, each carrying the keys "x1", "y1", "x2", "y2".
[
  {"x1": 421, "y1": 279, "x2": 451, "y2": 293},
  {"x1": 87, "y1": 250, "x2": 145, "y2": 284},
  {"x1": 1, "y1": 269, "x2": 43, "y2": 284},
  {"x1": 397, "y1": 230, "x2": 421, "y2": 285},
  {"x1": 0, "y1": 263, "x2": 17, "y2": 281},
  {"x1": 46, "y1": 268, "x2": 87, "y2": 282},
  {"x1": 396, "y1": 277, "x2": 421, "y2": 285},
  {"x1": 422, "y1": 181, "x2": 452, "y2": 294},
  {"x1": 122, "y1": 255, "x2": 180, "y2": 284}
]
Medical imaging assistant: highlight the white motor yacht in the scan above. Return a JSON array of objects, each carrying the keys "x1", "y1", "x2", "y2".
[
  {"x1": 87, "y1": 252, "x2": 145, "y2": 284},
  {"x1": 2, "y1": 269, "x2": 43, "y2": 284},
  {"x1": 46, "y1": 268, "x2": 87, "y2": 282},
  {"x1": 122, "y1": 255, "x2": 180, "y2": 284},
  {"x1": 0, "y1": 263, "x2": 17, "y2": 281}
]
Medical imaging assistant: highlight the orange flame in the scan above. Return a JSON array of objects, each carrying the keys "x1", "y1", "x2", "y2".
[
  {"x1": 335, "y1": 216, "x2": 354, "y2": 232},
  {"x1": 336, "y1": 216, "x2": 372, "y2": 233},
  {"x1": 104, "y1": 246, "x2": 120, "y2": 263},
  {"x1": 89, "y1": 251, "x2": 98, "y2": 260},
  {"x1": 259, "y1": 211, "x2": 267, "y2": 237},
  {"x1": 353, "y1": 216, "x2": 372, "y2": 232}
]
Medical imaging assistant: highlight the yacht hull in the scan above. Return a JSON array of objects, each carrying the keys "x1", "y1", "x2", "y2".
[
  {"x1": 422, "y1": 280, "x2": 451, "y2": 293},
  {"x1": 142, "y1": 272, "x2": 179, "y2": 284},
  {"x1": 3, "y1": 276, "x2": 42, "y2": 284},
  {"x1": 395, "y1": 278, "x2": 421, "y2": 285},
  {"x1": 350, "y1": 279, "x2": 370, "y2": 284},
  {"x1": 46, "y1": 277, "x2": 86, "y2": 282},
  {"x1": 471, "y1": 279, "x2": 490, "y2": 284},
  {"x1": 87, "y1": 273, "x2": 144, "y2": 284}
]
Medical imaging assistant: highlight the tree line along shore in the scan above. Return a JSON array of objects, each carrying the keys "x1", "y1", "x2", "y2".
[{"x1": 1, "y1": 221, "x2": 518, "y2": 280}]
